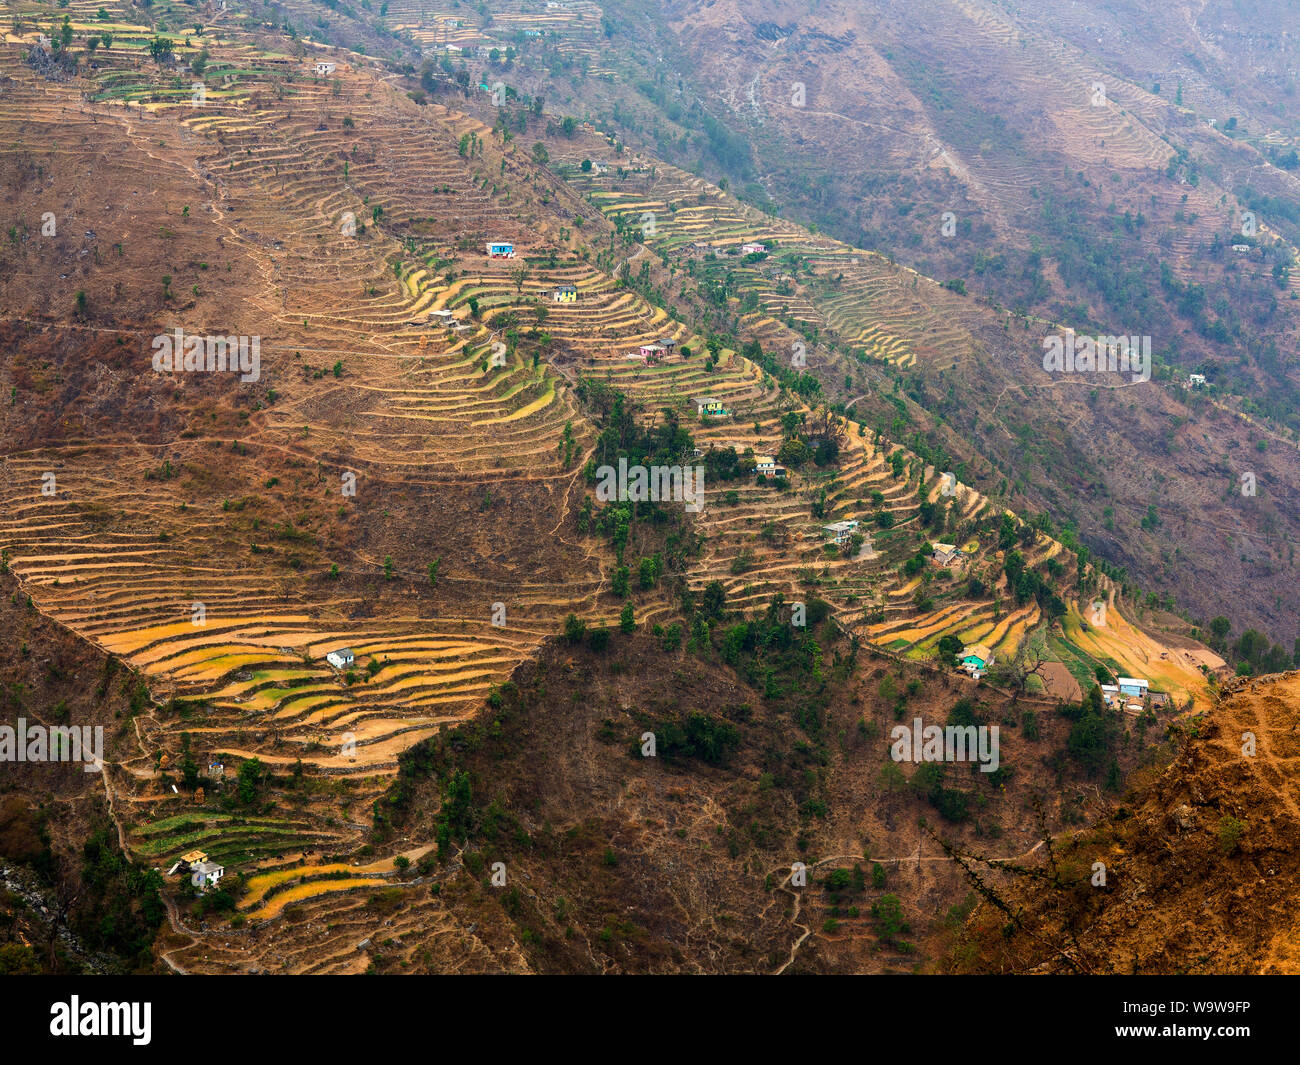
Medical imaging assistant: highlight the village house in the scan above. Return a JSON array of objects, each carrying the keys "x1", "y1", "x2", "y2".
[
  {"x1": 167, "y1": 850, "x2": 210, "y2": 877},
  {"x1": 429, "y1": 309, "x2": 456, "y2": 326},
  {"x1": 1231, "y1": 244, "x2": 1251, "y2": 253},
  {"x1": 755, "y1": 455, "x2": 786, "y2": 478},
  {"x1": 693, "y1": 396, "x2": 727, "y2": 417},
  {"x1": 326, "y1": 648, "x2": 355, "y2": 670},
  {"x1": 486, "y1": 241, "x2": 515, "y2": 258},
  {"x1": 931, "y1": 542, "x2": 960, "y2": 566},
  {"x1": 823, "y1": 519, "x2": 860, "y2": 546},
  {"x1": 639, "y1": 343, "x2": 665, "y2": 363},
  {"x1": 1118, "y1": 676, "x2": 1150, "y2": 698},
  {"x1": 1188, "y1": 373, "x2": 1207, "y2": 388},
  {"x1": 1100, "y1": 683, "x2": 1121, "y2": 707},
  {"x1": 657, "y1": 337, "x2": 678, "y2": 354},
  {"x1": 741, "y1": 242, "x2": 768, "y2": 255},
  {"x1": 191, "y1": 861, "x2": 225, "y2": 892},
  {"x1": 553, "y1": 284, "x2": 578, "y2": 303},
  {"x1": 314, "y1": 61, "x2": 337, "y2": 76},
  {"x1": 961, "y1": 644, "x2": 993, "y2": 677}
]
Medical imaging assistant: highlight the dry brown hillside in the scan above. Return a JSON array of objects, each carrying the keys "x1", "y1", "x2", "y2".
[
  {"x1": 0, "y1": 569, "x2": 166, "y2": 974},
  {"x1": 946, "y1": 670, "x2": 1300, "y2": 974}
]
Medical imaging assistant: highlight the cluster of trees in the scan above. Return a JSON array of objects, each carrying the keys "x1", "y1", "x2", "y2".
[
  {"x1": 608, "y1": 553, "x2": 663, "y2": 596},
  {"x1": 1003, "y1": 549, "x2": 1066, "y2": 619},
  {"x1": 716, "y1": 594, "x2": 831, "y2": 702},
  {"x1": 1206, "y1": 616, "x2": 1297, "y2": 676},
  {"x1": 76, "y1": 820, "x2": 166, "y2": 969},
  {"x1": 175, "y1": 733, "x2": 265, "y2": 809},
  {"x1": 774, "y1": 407, "x2": 844, "y2": 470},
  {"x1": 911, "y1": 761, "x2": 971, "y2": 822},
  {"x1": 739, "y1": 338, "x2": 822, "y2": 403},
  {"x1": 636, "y1": 711, "x2": 740, "y2": 766},
  {"x1": 578, "y1": 378, "x2": 693, "y2": 473},
  {"x1": 574, "y1": 379, "x2": 697, "y2": 564},
  {"x1": 704, "y1": 444, "x2": 757, "y2": 481},
  {"x1": 1060, "y1": 685, "x2": 1120, "y2": 786},
  {"x1": 917, "y1": 495, "x2": 948, "y2": 534}
]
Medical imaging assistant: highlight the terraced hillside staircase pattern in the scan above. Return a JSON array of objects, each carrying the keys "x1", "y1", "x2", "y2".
[
  {"x1": 0, "y1": 9, "x2": 1218, "y2": 971},
  {"x1": 0, "y1": 19, "x2": 615, "y2": 954}
]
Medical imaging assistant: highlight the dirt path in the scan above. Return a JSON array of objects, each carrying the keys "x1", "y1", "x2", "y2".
[{"x1": 769, "y1": 838, "x2": 1048, "y2": 974}]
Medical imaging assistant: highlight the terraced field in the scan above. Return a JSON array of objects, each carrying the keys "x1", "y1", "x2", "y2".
[
  {"x1": 386, "y1": 0, "x2": 611, "y2": 74},
  {"x1": 0, "y1": 11, "x2": 612, "y2": 954},
  {"x1": 0, "y1": 4, "x2": 1220, "y2": 971},
  {"x1": 572, "y1": 157, "x2": 984, "y2": 374}
]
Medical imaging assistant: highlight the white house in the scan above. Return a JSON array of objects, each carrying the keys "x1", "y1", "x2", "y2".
[
  {"x1": 755, "y1": 455, "x2": 784, "y2": 477},
  {"x1": 823, "y1": 519, "x2": 860, "y2": 545},
  {"x1": 314, "y1": 61, "x2": 337, "y2": 76},
  {"x1": 191, "y1": 861, "x2": 225, "y2": 892},
  {"x1": 741, "y1": 242, "x2": 767, "y2": 255},
  {"x1": 326, "y1": 648, "x2": 356, "y2": 670},
  {"x1": 1188, "y1": 373, "x2": 1207, "y2": 388},
  {"x1": 1231, "y1": 244, "x2": 1250, "y2": 253},
  {"x1": 931, "y1": 542, "x2": 960, "y2": 566}
]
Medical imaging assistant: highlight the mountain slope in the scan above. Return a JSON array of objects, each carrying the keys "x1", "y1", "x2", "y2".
[{"x1": 947, "y1": 669, "x2": 1300, "y2": 974}]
